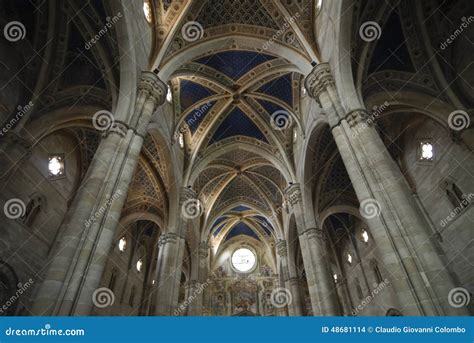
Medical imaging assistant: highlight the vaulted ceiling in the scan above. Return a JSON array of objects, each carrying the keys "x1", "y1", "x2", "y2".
[{"x1": 151, "y1": 0, "x2": 322, "y2": 248}]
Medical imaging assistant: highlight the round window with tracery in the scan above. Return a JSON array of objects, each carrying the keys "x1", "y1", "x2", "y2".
[{"x1": 231, "y1": 248, "x2": 256, "y2": 272}]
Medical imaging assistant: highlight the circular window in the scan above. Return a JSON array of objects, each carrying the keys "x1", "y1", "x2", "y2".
[{"x1": 231, "y1": 248, "x2": 256, "y2": 273}]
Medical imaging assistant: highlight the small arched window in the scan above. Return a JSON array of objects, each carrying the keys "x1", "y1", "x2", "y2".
[
  {"x1": 21, "y1": 194, "x2": 44, "y2": 227},
  {"x1": 355, "y1": 278, "x2": 363, "y2": 300},
  {"x1": 443, "y1": 179, "x2": 466, "y2": 209},
  {"x1": 371, "y1": 259, "x2": 383, "y2": 284},
  {"x1": 129, "y1": 285, "x2": 136, "y2": 307},
  {"x1": 108, "y1": 269, "x2": 117, "y2": 292}
]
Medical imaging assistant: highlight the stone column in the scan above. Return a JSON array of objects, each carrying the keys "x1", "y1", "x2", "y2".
[
  {"x1": 154, "y1": 186, "x2": 199, "y2": 315},
  {"x1": 305, "y1": 63, "x2": 468, "y2": 315},
  {"x1": 154, "y1": 232, "x2": 185, "y2": 315},
  {"x1": 335, "y1": 278, "x2": 353, "y2": 316},
  {"x1": 187, "y1": 242, "x2": 210, "y2": 315},
  {"x1": 31, "y1": 71, "x2": 166, "y2": 316},
  {"x1": 276, "y1": 240, "x2": 302, "y2": 316},
  {"x1": 285, "y1": 184, "x2": 340, "y2": 315}
]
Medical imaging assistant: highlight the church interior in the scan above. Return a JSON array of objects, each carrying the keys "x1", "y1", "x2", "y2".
[{"x1": 0, "y1": 0, "x2": 472, "y2": 317}]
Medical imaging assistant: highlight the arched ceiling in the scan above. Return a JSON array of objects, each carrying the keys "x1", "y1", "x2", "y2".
[{"x1": 149, "y1": 0, "x2": 323, "y2": 249}]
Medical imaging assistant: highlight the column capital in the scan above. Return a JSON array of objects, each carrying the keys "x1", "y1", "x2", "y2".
[
  {"x1": 346, "y1": 109, "x2": 370, "y2": 128},
  {"x1": 284, "y1": 183, "x2": 302, "y2": 208},
  {"x1": 276, "y1": 240, "x2": 288, "y2": 257},
  {"x1": 138, "y1": 71, "x2": 167, "y2": 107},
  {"x1": 304, "y1": 63, "x2": 335, "y2": 101},
  {"x1": 158, "y1": 232, "x2": 180, "y2": 247},
  {"x1": 198, "y1": 242, "x2": 210, "y2": 258},
  {"x1": 301, "y1": 227, "x2": 326, "y2": 242}
]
